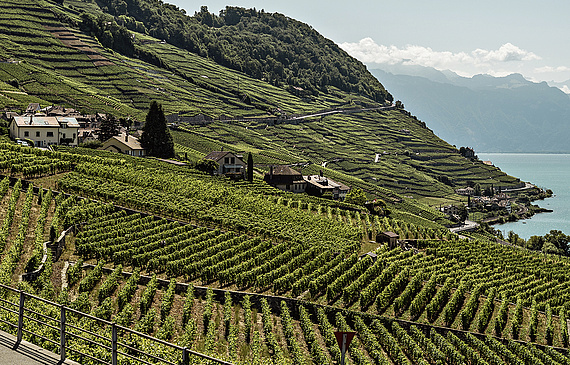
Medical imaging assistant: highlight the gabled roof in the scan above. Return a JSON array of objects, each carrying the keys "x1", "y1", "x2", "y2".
[
  {"x1": 105, "y1": 133, "x2": 144, "y2": 150},
  {"x1": 11, "y1": 116, "x2": 80, "y2": 128},
  {"x1": 25, "y1": 103, "x2": 40, "y2": 113},
  {"x1": 12, "y1": 116, "x2": 60, "y2": 127},
  {"x1": 381, "y1": 231, "x2": 400, "y2": 238},
  {"x1": 270, "y1": 165, "x2": 302, "y2": 176},
  {"x1": 204, "y1": 151, "x2": 244, "y2": 163}
]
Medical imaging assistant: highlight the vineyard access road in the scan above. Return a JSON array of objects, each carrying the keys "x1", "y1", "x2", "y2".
[{"x1": 449, "y1": 219, "x2": 479, "y2": 233}]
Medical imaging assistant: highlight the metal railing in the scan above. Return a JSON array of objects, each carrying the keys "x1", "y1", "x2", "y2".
[{"x1": 0, "y1": 284, "x2": 233, "y2": 365}]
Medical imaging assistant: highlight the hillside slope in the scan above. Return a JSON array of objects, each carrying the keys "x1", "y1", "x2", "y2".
[{"x1": 0, "y1": 0, "x2": 522, "y2": 201}]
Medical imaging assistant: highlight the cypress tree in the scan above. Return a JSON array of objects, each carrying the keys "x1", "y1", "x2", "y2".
[
  {"x1": 140, "y1": 101, "x2": 175, "y2": 158},
  {"x1": 247, "y1": 152, "x2": 253, "y2": 182}
]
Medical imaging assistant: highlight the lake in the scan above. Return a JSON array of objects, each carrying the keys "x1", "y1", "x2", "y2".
[{"x1": 478, "y1": 153, "x2": 570, "y2": 239}]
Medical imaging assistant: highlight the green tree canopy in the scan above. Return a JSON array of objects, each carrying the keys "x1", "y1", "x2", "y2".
[
  {"x1": 98, "y1": 115, "x2": 120, "y2": 142},
  {"x1": 140, "y1": 101, "x2": 175, "y2": 158},
  {"x1": 94, "y1": 0, "x2": 392, "y2": 103},
  {"x1": 345, "y1": 187, "x2": 366, "y2": 206},
  {"x1": 544, "y1": 230, "x2": 570, "y2": 254},
  {"x1": 195, "y1": 158, "x2": 218, "y2": 175}
]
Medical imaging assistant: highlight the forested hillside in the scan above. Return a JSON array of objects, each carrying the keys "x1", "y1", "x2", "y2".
[{"x1": 93, "y1": 0, "x2": 392, "y2": 102}]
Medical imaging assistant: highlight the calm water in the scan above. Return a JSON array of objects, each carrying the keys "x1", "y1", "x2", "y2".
[{"x1": 478, "y1": 153, "x2": 570, "y2": 239}]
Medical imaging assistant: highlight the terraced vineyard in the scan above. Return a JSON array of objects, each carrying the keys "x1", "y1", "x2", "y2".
[
  {"x1": 1, "y1": 170, "x2": 570, "y2": 364},
  {"x1": 0, "y1": 1, "x2": 567, "y2": 364},
  {"x1": 0, "y1": 0, "x2": 530, "y2": 203},
  {"x1": 172, "y1": 111, "x2": 523, "y2": 201}
]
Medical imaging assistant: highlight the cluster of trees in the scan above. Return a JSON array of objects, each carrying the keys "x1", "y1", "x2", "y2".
[
  {"x1": 507, "y1": 230, "x2": 570, "y2": 255},
  {"x1": 93, "y1": 0, "x2": 392, "y2": 102},
  {"x1": 80, "y1": 13, "x2": 135, "y2": 56}
]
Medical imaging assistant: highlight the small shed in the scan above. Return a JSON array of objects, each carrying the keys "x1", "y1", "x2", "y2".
[{"x1": 379, "y1": 231, "x2": 400, "y2": 248}]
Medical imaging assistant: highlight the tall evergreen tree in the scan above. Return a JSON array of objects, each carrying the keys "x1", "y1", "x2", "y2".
[
  {"x1": 140, "y1": 101, "x2": 174, "y2": 158},
  {"x1": 247, "y1": 152, "x2": 253, "y2": 182}
]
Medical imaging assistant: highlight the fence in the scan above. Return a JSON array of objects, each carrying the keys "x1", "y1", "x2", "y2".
[{"x1": 0, "y1": 284, "x2": 233, "y2": 365}]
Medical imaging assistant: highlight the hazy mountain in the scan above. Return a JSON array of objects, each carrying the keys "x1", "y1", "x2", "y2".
[
  {"x1": 548, "y1": 79, "x2": 570, "y2": 96},
  {"x1": 371, "y1": 66, "x2": 570, "y2": 152}
]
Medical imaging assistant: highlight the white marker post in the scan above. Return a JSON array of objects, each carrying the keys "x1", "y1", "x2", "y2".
[{"x1": 334, "y1": 331, "x2": 356, "y2": 365}]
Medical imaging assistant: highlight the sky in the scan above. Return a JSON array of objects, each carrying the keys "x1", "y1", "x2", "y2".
[{"x1": 168, "y1": 0, "x2": 570, "y2": 90}]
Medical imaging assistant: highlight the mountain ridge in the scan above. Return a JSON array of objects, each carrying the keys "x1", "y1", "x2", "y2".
[{"x1": 371, "y1": 65, "x2": 570, "y2": 152}]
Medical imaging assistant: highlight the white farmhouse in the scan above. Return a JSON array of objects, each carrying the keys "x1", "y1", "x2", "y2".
[{"x1": 9, "y1": 115, "x2": 80, "y2": 147}]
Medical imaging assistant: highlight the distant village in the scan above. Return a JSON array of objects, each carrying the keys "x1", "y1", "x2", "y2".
[{"x1": 440, "y1": 185, "x2": 514, "y2": 224}]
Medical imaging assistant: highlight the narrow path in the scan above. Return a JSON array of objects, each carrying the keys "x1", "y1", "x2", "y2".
[
  {"x1": 0, "y1": 329, "x2": 80, "y2": 365},
  {"x1": 289, "y1": 105, "x2": 395, "y2": 121}
]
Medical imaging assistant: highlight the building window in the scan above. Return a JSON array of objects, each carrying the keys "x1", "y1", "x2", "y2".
[
  {"x1": 36, "y1": 131, "x2": 40, "y2": 137},
  {"x1": 61, "y1": 124, "x2": 67, "y2": 129},
  {"x1": 24, "y1": 131, "x2": 29, "y2": 137},
  {"x1": 47, "y1": 132, "x2": 54, "y2": 137},
  {"x1": 231, "y1": 157, "x2": 235, "y2": 164},
  {"x1": 224, "y1": 157, "x2": 229, "y2": 163}
]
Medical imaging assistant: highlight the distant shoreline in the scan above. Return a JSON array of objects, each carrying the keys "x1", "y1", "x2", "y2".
[{"x1": 478, "y1": 151, "x2": 570, "y2": 154}]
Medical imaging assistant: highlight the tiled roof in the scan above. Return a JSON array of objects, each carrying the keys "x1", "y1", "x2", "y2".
[
  {"x1": 12, "y1": 116, "x2": 60, "y2": 127},
  {"x1": 270, "y1": 165, "x2": 302, "y2": 176},
  {"x1": 108, "y1": 133, "x2": 144, "y2": 150},
  {"x1": 204, "y1": 151, "x2": 232, "y2": 162},
  {"x1": 12, "y1": 116, "x2": 80, "y2": 128}
]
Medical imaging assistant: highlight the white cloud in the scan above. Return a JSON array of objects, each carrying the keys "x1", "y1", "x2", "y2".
[
  {"x1": 561, "y1": 85, "x2": 570, "y2": 94},
  {"x1": 472, "y1": 43, "x2": 540, "y2": 63},
  {"x1": 340, "y1": 38, "x2": 542, "y2": 77},
  {"x1": 535, "y1": 65, "x2": 570, "y2": 73}
]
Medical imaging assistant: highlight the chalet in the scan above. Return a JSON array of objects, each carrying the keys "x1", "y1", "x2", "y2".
[
  {"x1": 9, "y1": 115, "x2": 79, "y2": 147},
  {"x1": 264, "y1": 165, "x2": 306, "y2": 193},
  {"x1": 204, "y1": 151, "x2": 246, "y2": 178},
  {"x1": 303, "y1": 174, "x2": 350, "y2": 200},
  {"x1": 101, "y1": 133, "x2": 145, "y2": 157}
]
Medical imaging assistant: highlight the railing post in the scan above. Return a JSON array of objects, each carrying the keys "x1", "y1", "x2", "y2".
[
  {"x1": 112, "y1": 323, "x2": 118, "y2": 365},
  {"x1": 60, "y1": 305, "x2": 66, "y2": 361},
  {"x1": 16, "y1": 290, "x2": 25, "y2": 345},
  {"x1": 182, "y1": 347, "x2": 189, "y2": 365}
]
